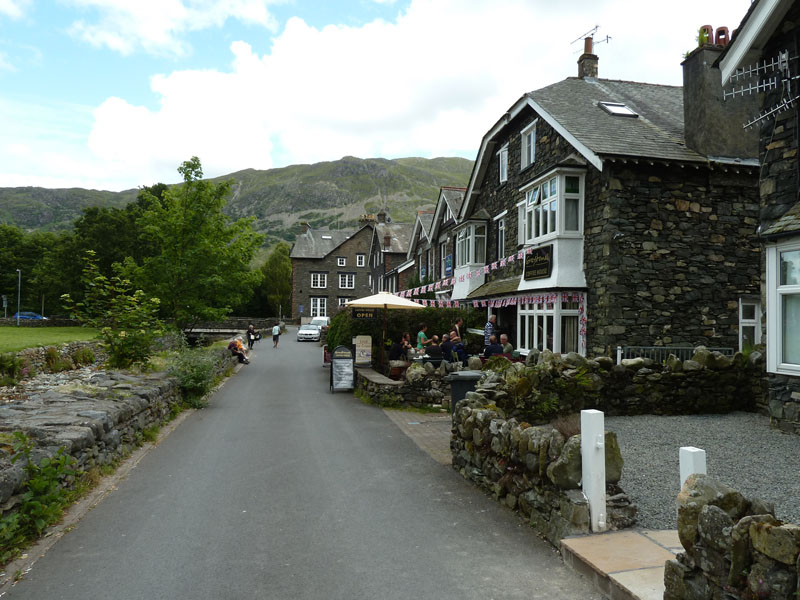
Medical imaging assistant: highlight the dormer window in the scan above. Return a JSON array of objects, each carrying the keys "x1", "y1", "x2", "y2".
[
  {"x1": 498, "y1": 144, "x2": 508, "y2": 184},
  {"x1": 599, "y1": 102, "x2": 638, "y2": 117}
]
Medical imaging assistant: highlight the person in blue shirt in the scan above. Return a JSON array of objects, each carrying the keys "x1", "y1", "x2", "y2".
[{"x1": 483, "y1": 334, "x2": 504, "y2": 359}]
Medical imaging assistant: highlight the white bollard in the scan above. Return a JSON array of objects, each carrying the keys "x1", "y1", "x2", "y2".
[
  {"x1": 679, "y1": 446, "x2": 707, "y2": 490},
  {"x1": 581, "y1": 409, "x2": 607, "y2": 532}
]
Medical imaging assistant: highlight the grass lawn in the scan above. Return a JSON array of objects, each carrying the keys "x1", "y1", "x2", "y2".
[{"x1": 0, "y1": 327, "x2": 100, "y2": 353}]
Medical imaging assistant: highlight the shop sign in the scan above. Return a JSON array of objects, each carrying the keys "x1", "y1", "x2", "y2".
[{"x1": 523, "y1": 245, "x2": 553, "y2": 281}]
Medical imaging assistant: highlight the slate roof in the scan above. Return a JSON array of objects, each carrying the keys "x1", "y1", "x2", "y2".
[
  {"x1": 529, "y1": 77, "x2": 705, "y2": 164},
  {"x1": 761, "y1": 202, "x2": 800, "y2": 238},
  {"x1": 418, "y1": 212, "x2": 435, "y2": 238},
  {"x1": 290, "y1": 227, "x2": 361, "y2": 259},
  {"x1": 441, "y1": 187, "x2": 465, "y2": 216},
  {"x1": 374, "y1": 222, "x2": 413, "y2": 254},
  {"x1": 467, "y1": 276, "x2": 521, "y2": 299}
]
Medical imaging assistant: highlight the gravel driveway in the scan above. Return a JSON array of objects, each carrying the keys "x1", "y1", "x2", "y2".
[{"x1": 605, "y1": 412, "x2": 800, "y2": 530}]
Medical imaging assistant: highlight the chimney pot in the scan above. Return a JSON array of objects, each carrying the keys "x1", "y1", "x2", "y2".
[
  {"x1": 583, "y1": 37, "x2": 593, "y2": 54},
  {"x1": 377, "y1": 209, "x2": 387, "y2": 223},
  {"x1": 715, "y1": 27, "x2": 729, "y2": 46},
  {"x1": 578, "y1": 36, "x2": 598, "y2": 79}
]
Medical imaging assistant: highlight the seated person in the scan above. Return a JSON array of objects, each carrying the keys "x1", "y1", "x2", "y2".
[
  {"x1": 439, "y1": 333, "x2": 454, "y2": 361},
  {"x1": 228, "y1": 337, "x2": 250, "y2": 364},
  {"x1": 483, "y1": 335, "x2": 504, "y2": 359},
  {"x1": 389, "y1": 332, "x2": 412, "y2": 366},
  {"x1": 500, "y1": 333, "x2": 514, "y2": 354},
  {"x1": 425, "y1": 335, "x2": 443, "y2": 359}
]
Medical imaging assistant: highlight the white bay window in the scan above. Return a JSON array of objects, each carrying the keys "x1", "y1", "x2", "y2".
[
  {"x1": 517, "y1": 171, "x2": 583, "y2": 245},
  {"x1": 456, "y1": 223, "x2": 486, "y2": 267},
  {"x1": 767, "y1": 243, "x2": 800, "y2": 373}
]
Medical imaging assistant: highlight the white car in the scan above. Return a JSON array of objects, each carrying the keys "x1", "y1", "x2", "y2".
[
  {"x1": 309, "y1": 316, "x2": 330, "y2": 329},
  {"x1": 296, "y1": 324, "x2": 321, "y2": 342}
]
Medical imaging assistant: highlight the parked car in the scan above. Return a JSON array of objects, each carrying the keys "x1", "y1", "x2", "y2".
[
  {"x1": 309, "y1": 316, "x2": 330, "y2": 330},
  {"x1": 11, "y1": 312, "x2": 48, "y2": 320},
  {"x1": 296, "y1": 324, "x2": 321, "y2": 342}
]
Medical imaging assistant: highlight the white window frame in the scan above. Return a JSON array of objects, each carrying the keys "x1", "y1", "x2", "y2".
[
  {"x1": 310, "y1": 272, "x2": 327, "y2": 289},
  {"x1": 517, "y1": 294, "x2": 585, "y2": 356},
  {"x1": 311, "y1": 297, "x2": 327, "y2": 317},
  {"x1": 497, "y1": 217, "x2": 505, "y2": 258},
  {"x1": 338, "y1": 297, "x2": 352, "y2": 307},
  {"x1": 357, "y1": 254, "x2": 365, "y2": 267},
  {"x1": 498, "y1": 144, "x2": 508, "y2": 184},
  {"x1": 337, "y1": 257, "x2": 346, "y2": 267},
  {"x1": 339, "y1": 273, "x2": 355, "y2": 289},
  {"x1": 444, "y1": 204, "x2": 454, "y2": 222},
  {"x1": 739, "y1": 298, "x2": 762, "y2": 351},
  {"x1": 521, "y1": 120, "x2": 537, "y2": 170},
  {"x1": 517, "y1": 170, "x2": 584, "y2": 245},
  {"x1": 767, "y1": 241, "x2": 800, "y2": 374},
  {"x1": 440, "y1": 241, "x2": 448, "y2": 276},
  {"x1": 455, "y1": 223, "x2": 486, "y2": 267}
]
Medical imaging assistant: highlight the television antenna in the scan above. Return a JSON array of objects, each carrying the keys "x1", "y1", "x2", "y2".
[
  {"x1": 724, "y1": 49, "x2": 800, "y2": 128},
  {"x1": 571, "y1": 26, "x2": 611, "y2": 54}
]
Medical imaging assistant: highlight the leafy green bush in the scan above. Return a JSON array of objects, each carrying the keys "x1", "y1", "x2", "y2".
[
  {"x1": 0, "y1": 352, "x2": 22, "y2": 386},
  {"x1": 71, "y1": 346, "x2": 96, "y2": 366},
  {"x1": 168, "y1": 347, "x2": 221, "y2": 407},
  {"x1": 0, "y1": 432, "x2": 76, "y2": 564},
  {"x1": 45, "y1": 347, "x2": 73, "y2": 372},
  {"x1": 61, "y1": 251, "x2": 164, "y2": 369}
]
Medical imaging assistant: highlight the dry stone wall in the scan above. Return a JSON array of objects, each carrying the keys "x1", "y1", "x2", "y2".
[
  {"x1": 665, "y1": 474, "x2": 798, "y2": 600},
  {"x1": 451, "y1": 395, "x2": 636, "y2": 546}
]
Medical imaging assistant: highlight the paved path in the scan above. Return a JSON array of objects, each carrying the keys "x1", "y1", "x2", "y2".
[{"x1": 3, "y1": 329, "x2": 600, "y2": 600}]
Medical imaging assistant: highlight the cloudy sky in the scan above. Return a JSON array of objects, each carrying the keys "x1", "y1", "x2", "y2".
[{"x1": 0, "y1": 0, "x2": 753, "y2": 191}]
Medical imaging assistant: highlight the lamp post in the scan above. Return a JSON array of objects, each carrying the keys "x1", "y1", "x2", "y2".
[{"x1": 16, "y1": 269, "x2": 21, "y2": 327}]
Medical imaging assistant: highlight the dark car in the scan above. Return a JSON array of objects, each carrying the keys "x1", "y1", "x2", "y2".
[{"x1": 12, "y1": 312, "x2": 48, "y2": 320}]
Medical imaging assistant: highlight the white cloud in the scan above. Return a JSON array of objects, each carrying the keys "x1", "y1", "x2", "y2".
[
  {"x1": 0, "y1": 0, "x2": 30, "y2": 19},
  {"x1": 0, "y1": 51, "x2": 15, "y2": 71},
  {"x1": 1, "y1": 0, "x2": 754, "y2": 190},
  {"x1": 67, "y1": 0, "x2": 281, "y2": 56}
]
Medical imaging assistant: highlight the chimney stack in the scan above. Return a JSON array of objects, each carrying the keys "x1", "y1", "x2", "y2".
[
  {"x1": 682, "y1": 26, "x2": 758, "y2": 158},
  {"x1": 300, "y1": 222, "x2": 310, "y2": 234},
  {"x1": 577, "y1": 37, "x2": 598, "y2": 79},
  {"x1": 383, "y1": 234, "x2": 392, "y2": 249},
  {"x1": 377, "y1": 209, "x2": 387, "y2": 223}
]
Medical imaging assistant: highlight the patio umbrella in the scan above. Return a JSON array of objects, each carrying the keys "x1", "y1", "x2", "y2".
[{"x1": 345, "y1": 292, "x2": 424, "y2": 367}]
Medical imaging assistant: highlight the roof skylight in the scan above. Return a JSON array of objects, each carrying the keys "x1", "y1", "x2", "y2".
[
  {"x1": 321, "y1": 235, "x2": 332, "y2": 239},
  {"x1": 599, "y1": 102, "x2": 638, "y2": 117}
]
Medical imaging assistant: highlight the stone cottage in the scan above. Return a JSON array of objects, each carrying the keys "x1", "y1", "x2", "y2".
[
  {"x1": 441, "y1": 36, "x2": 762, "y2": 357},
  {"x1": 290, "y1": 223, "x2": 373, "y2": 321},
  {"x1": 719, "y1": 0, "x2": 800, "y2": 431},
  {"x1": 367, "y1": 210, "x2": 413, "y2": 293}
]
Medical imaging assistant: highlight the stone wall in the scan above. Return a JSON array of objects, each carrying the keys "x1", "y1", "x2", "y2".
[
  {"x1": 0, "y1": 318, "x2": 77, "y2": 327},
  {"x1": 665, "y1": 474, "x2": 798, "y2": 600},
  {"x1": 451, "y1": 396, "x2": 636, "y2": 546},
  {"x1": 354, "y1": 362, "x2": 452, "y2": 408},
  {"x1": 482, "y1": 347, "x2": 766, "y2": 422},
  {"x1": 766, "y1": 373, "x2": 800, "y2": 435},
  {"x1": 0, "y1": 349, "x2": 237, "y2": 529},
  {"x1": 14, "y1": 341, "x2": 107, "y2": 374}
]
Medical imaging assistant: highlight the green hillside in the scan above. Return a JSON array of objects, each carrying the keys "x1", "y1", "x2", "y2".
[{"x1": 0, "y1": 156, "x2": 474, "y2": 244}]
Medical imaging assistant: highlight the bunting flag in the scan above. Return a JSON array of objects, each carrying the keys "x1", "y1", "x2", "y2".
[
  {"x1": 434, "y1": 281, "x2": 441, "y2": 290},
  {"x1": 482, "y1": 265, "x2": 490, "y2": 274},
  {"x1": 500, "y1": 258, "x2": 506, "y2": 267},
  {"x1": 491, "y1": 261, "x2": 498, "y2": 270},
  {"x1": 467, "y1": 271, "x2": 472, "y2": 279},
  {"x1": 517, "y1": 250, "x2": 524, "y2": 260},
  {"x1": 472, "y1": 301, "x2": 479, "y2": 308},
  {"x1": 507, "y1": 253, "x2": 514, "y2": 263}
]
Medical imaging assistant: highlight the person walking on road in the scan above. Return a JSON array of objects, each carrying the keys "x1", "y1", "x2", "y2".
[{"x1": 272, "y1": 322, "x2": 281, "y2": 348}]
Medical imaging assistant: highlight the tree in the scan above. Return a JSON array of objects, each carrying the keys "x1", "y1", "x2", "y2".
[
  {"x1": 234, "y1": 242, "x2": 292, "y2": 317},
  {"x1": 123, "y1": 157, "x2": 264, "y2": 328}
]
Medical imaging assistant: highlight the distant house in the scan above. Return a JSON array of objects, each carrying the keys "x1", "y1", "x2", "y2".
[
  {"x1": 290, "y1": 223, "x2": 373, "y2": 321},
  {"x1": 367, "y1": 210, "x2": 413, "y2": 293},
  {"x1": 406, "y1": 210, "x2": 435, "y2": 284},
  {"x1": 442, "y1": 36, "x2": 761, "y2": 356},
  {"x1": 720, "y1": 0, "x2": 800, "y2": 421}
]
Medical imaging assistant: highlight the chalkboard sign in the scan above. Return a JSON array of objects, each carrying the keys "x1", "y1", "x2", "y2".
[{"x1": 330, "y1": 345, "x2": 354, "y2": 393}]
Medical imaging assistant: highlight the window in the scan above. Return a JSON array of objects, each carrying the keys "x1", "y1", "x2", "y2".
[
  {"x1": 497, "y1": 218, "x2": 505, "y2": 258},
  {"x1": 521, "y1": 121, "x2": 537, "y2": 170},
  {"x1": 767, "y1": 244, "x2": 800, "y2": 373},
  {"x1": 455, "y1": 223, "x2": 486, "y2": 267},
  {"x1": 357, "y1": 254, "x2": 365, "y2": 267},
  {"x1": 498, "y1": 144, "x2": 508, "y2": 184},
  {"x1": 443, "y1": 204, "x2": 454, "y2": 222},
  {"x1": 311, "y1": 273, "x2": 327, "y2": 288},
  {"x1": 599, "y1": 102, "x2": 638, "y2": 117},
  {"x1": 427, "y1": 249, "x2": 434, "y2": 280},
  {"x1": 518, "y1": 295, "x2": 584, "y2": 355},
  {"x1": 440, "y1": 241, "x2": 448, "y2": 276},
  {"x1": 338, "y1": 297, "x2": 352, "y2": 307},
  {"x1": 337, "y1": 257, "x2": 346, "y2": 267},
  {"x1": 339, "y1": 273, "x2": 355, "y2": 289},
  {"x1": 311, "y1": 297, "x2": 327, "y2": 317},
  {"x1": 518, "y1": 172, "x2": 583, "y2": 244},
  {"x1": 739, "y1": 299, "x2": 761, "y2": 351}
]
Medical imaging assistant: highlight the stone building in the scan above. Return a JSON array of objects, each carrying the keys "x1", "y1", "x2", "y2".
[
  {"x1": 720, "y1": 0, "x2": 800, "y2": 424},
  {"x1": 367, "y1": 210, "x2": 413, "y2": 293},
  {"x1": 290, "y1": 223, "x2": 373, "y2": 322},
  {"x1": 406, "y1": 210, "x2": 435, "y2": 284},
  {"x1": 443, "y1": 36, "x2": 761, "y2": 357}
]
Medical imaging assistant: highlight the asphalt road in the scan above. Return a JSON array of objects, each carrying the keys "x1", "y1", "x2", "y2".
[{"x1": 4, "y1": 329, "x2": 601, "y2": 599}]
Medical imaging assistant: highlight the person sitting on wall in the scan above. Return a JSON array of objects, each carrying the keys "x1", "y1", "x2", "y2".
[
  {"x1": 389, "y1": 332, "x2": 412, "y2": 367},
  {"x1": 483, "y1": 334, "x2": 504, "y2": 359},
  {"x1": 500, "y1": 333, "x2": 514, "y2": 354},
  {"x1": 228, "y1": 337, "x2": 250, "y2": 364}
]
